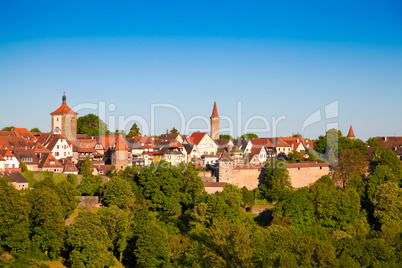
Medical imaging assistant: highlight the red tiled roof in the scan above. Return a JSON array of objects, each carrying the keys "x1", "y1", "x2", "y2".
[
  {"x1": 211, "y1": 101, "x2": 219, "y2": 118},
  {"x1": 64, "y1": 159, "x2": 78, "y2": 172},
  {"x1": 347, "y1": 125, "x2": 355, "y2": 138},
  {"x1": 0, "y1": 155, "x2": 5, "y2": 161},
  {"x1": 190, "y1": 132, "x2": 208, "y2": 145},
  {"x1": 39, "y1": 153, "x2": 63, "y2": 168},
  {"x1": 250, "y1": 138, "x2": 274, "y2": 148},
  {"x1": 32, "y1": 142, "x2": 51, "y2": 153},
  {"x1": 50, "y1": 104, "x2": 78, "y2": 115},
  {"x1": 219, "y1": 150, "x2": 233, "y2": 161}
]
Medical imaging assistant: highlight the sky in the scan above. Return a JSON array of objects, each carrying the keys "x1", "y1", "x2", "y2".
[{"x1": 0, "y1": 0, "x2": 401, "y2": 140}]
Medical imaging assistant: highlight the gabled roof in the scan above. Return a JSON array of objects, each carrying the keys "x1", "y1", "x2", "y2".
[
  {"x1": 268, "y1": 138, "x2": 291, "y2": 147},
  {"x1": 190, "y1": 132, "x2": 210, "y2": 145},
  {"x1": 0, "y1": 131, "x2": 16, "y2": 137},
  {"x1": 98, "y1": 135, "x2": 127, "y2": 149},
  {"x1": 37, "y1": 133, "x2": 69, "y2": 151},
  {"x1": 13, "y1": 128, "x2": 36, "y2": 141},
  {"x1": 250, "y1": 138, "x2": 274, "y2": 148},
  {"x1": 13, "y1": 148, "x2": 38, "y2": 164},
  {"x1": 64, "y1": 159, "x2": 79, "y2": 172},
  {"x1": 219, "y1": 150, "x2": 233, "y2": 162},
  {"x1": 32, "y1": 142, "x2": 51, "y2": 154},
  {"x1": 214, "y1": 139, "x2": 233, "y2": 147},
  {"x1": 211, "y1": 101, "x2": 219, "y2": 118},
  {"x1": 50, "y1": 104, "x2": 78, "y2": 115},
  {"x1": 0, "y1": 149, "x2": 16, "y2": 158},
  {"x1": 0, "y1": 155, "x2": 5, "y2": 161},
  {"x1": 183, "y1": 143, "x2": 196, "y2": 154},
  {"x1": 39, "y1": 153, "x2": 63, "y2": 168},
  {"x1": 347, "y1": 125, "x2": 355, "y2": 138},
  {"x1": 159, "y1": 133, "x2": 181, "y2": 141},
  {"x1": 3, "y1": 172, "x2": 28, "y2": 183}
]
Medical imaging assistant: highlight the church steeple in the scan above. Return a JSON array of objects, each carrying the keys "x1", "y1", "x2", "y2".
[
  {"x1": 62, "y1": 92, "x2": 66, "y2": 104},
  {"x1": 347, "y1": 125, "x2": 355, "y2": 140},
  {"x1": 211, "y1": 101, "x2": 219, "y2": 118}
]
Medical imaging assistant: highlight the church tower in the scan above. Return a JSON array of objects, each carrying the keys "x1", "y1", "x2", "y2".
[
  {"x1": 50, "y1": 93, "x2": 78, "y2": 141},
  {"x1": 210, "y1": 101, "x2": 220, "y2": 140}
]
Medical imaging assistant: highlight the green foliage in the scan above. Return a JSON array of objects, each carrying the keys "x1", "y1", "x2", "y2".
[
  {"x1": 241, "y1": 186, "x2": 255, "y2": 210},
  {"x1": 134, "y1": 223, "x2": 170, "y2": 268},
  {"x1": 30, "y1": 127, "x2": 41, "y2": 133},
  {"x1": 39, "y1": 171, "x2": 53, "y2": 181},
  {"x1": 77, "y1": 113, "x2": 109, "y2": 136},
  {"x1": 367, "y1": 137, "x2": 381, "y2": 147},
  {"x1": 79, "y1": 175, "x2": 103, "y2": 196},
  {"x1": 79, "y1": 156, "x2": 93, "y2": 177},
  {"x1": 102, "y1": 176, "x2": 135, "y2": 210},
  {"x1": 98, "y1": 206, "x2": 133, "y2": 262},
  {"x1": 373, "y1": 182, "x2": 402, "y2": 228},
  {"x1": 22, "y1": 171, "x2": 36, "y2": 187},
  {"x1": 138, "y1": 161, "x2": 184, "y2": 215},
  {"x1": 66, "y1": 211, "x2": 114, "y2": 267},
  {"x1": 264, "y1": 160, "x2": 292, "y2": 202},
  {"x1": 54, "y1": 180, "x2": 80, "y2": 218},
  {"x1": 1, "y1": 126, "x2": 15, "y2": 131},
  {"x1": 178, "y1": 162, "x2": 205, "y2": 208},
  {"x1": 126, "y1": 122, "x2": 141, "y2": 138},
  {"x1": 240, "y1": 133, "x2": 258, "y2": 139},
  {"x1": 19, "y1": 160, "x2": 28, "y2": 172},
  {"x1": 333, "y1": 148, "x2": 369, "y2": 188},
  {"x1": 53, "y1": 173, "x2": 65, "y2": 184},
  {"x1": 219, "y1": 134, "x2": 233, "y2": 139},
  {"x1": 170, "y1": 127, "x2": 179, "y2": 134},
  {"x1": 27, "y1": 187, "x2": 65, "y2": 259},
  {"x1": 287, "y1": 150, "x2": 304, "y2": 163},
  {"x1": 371, "y1": 147, "x2": 402, "y2": 185},
  {"x1": 66, "y1": 173, "x2": 78, "y2": 187},
  {"x1": 0, "y1": 177, "x2": 30, "y2": 252}
]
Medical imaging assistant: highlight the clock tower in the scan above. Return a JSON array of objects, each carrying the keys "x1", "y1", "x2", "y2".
[{"x1": 50, "y1": 93, "x2": 78, "y2": 140}]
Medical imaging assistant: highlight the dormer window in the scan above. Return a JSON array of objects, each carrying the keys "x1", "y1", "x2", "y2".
[{"x1": 50, "y1": 161, "x2": 55, "y2": 165}]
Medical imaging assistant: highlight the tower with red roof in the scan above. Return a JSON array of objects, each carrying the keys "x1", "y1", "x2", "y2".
[
  {"x1": 50, "y1": 93, "x2": 78, "y2": 141},
  {"x1": 347, "y1": 125, "x2": 355, "y2": 140},
  {"x1": 210, "y1": 101, "x2": 220, "y2": 140}
]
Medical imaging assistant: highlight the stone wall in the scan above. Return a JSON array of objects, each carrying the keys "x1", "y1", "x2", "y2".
[
  {"x1": 287, "y1": 163, "x2": 330, "y2": 188},
  {"x1": 76, "y1": 196, "x2": 101, "y2": 207}
]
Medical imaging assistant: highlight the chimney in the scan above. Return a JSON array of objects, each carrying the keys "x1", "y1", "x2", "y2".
[{"x1": 384, "y1": 137, "x2": 387, "y2": 142}]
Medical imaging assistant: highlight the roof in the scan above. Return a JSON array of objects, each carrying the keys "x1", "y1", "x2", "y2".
[
  {"x1": 219, "y1": 150, "x2": 233, "y2": 162},
  {"x1": 0, "y1": 155, "x2": 5, "y2": 161},
  {"x1": 37, "y1": 134, "x2": 69, "y2": 151},
  {"x1": 32, "y1": 142, "x2": 51, "y2": 153},
  {"x1": 375, "y1": 136, "x2": 402, "y2": 155},
  {"x1": 211, "y1": 101, "x2": 219, "y2": 118},
  {"x1": 13, "y1": 148, "x2": 38, "y2": 164},
  {"x1": 13, "y1": 128, "x2": 36, "y2": 141},
  {"x1": 183, "y1": 143, "x2": 195, "y2": 154},
  {"x1": 3, "y1": 172, "x2": 28, "y2": 183},
  {"x1": 190, "y1": 132, "x2": 209, "y2": 145},
  {"x1": 39, "y1": 153, "x2": 63, "y2": 168},
  {"x1": 250, "y1": 138, "x2": 274, "y2": 148},
  {"x1": 98, "y1": 135, "x2": 128, "y2": 149},
  {"x1": 347, "y1": 125, "x2": 355, "y2": 138},
  {"x1": 50, "y1": 104, "x2": 78, "y2": 115},
  {"x1": 64, "y1": 159, "x2": 79, "y2": 172},
  {"x1": 0, "y1": 149, "x2": 16, "y2": 158},
  {"x1": 234, "y1": 164, "x2": 264, "y2": 170},
  {"x1": 269, "y1": 138, "x2": 291, "y2": 147},
  {"x1": 203, "y1": 182, "x2": 227, "y2": 187},
  {"x1": 159, "y1": 133, "x2": 181, "y2": 141}
]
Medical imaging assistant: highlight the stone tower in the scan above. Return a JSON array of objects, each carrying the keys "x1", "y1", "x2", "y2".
[
  {"x1": 218, "y1": 150, "x2": 234, "y2": 183},
  {"x1": 210, "y1": 101, "x2": 220, "y2": 140},
  {"x1": 50, "y1": 93, "x2": 78, "y2": 141},
  {"x1": 347, "y1": 125, "x2": 355, "y2": 140}
]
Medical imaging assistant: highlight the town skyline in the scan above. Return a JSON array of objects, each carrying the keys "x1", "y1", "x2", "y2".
[{"x1": 1, "y1": 1, "x2": 401, "y2": 140}]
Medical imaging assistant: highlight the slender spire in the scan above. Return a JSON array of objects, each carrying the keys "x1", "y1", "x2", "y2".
[
  {"x1": 211, "y1": 101, "x2": 219, "y2": 118},
  {"x1": 347, "y1": 125, "x2": 355, "y2": 139},
  {"x1": 62, "y1": 92, "x2": 66, "y2": 104}
]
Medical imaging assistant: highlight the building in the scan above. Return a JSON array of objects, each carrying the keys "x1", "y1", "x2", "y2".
[
  {"x1": 190, "y1": 132, "x2": 218, "y2": 156},
  {"x1": 347, "y1": 125, "x2": 356, "y2": 140},
  {"x1": 50, "y1": 93, "x2": 78, "y2": 141},
  {"x1": 210, "y1": 101, "x2": 220, "y2": 140}
]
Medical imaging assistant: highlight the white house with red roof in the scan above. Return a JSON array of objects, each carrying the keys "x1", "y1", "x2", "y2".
[
  {"x1": 37, "y1": 133, "x2": 74, "y2": 160},
  {"x1": 0, "y1": 155, "x2": 5, "y2": 172},
  {"x1": 0, "y1": 149, "x2": 20, "y2": 173},
  {"x1": 190, "y1": 132, "x2": 218, "y2": 156}
]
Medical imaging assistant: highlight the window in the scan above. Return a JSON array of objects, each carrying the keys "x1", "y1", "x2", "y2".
[
  {"x1": 55, "y1": 152, "x2": 59, "y2": 156},
  {"x1": 50, "y1": 161, "x2": 55, "y2": 165},
  {"x1": 99, "y1": 171, "x2": 104, "y2": 174},
  {"x1": 57, "y1": 145, "x2": 59, "y2": 149},
  {"x1": 12, "y1": 164, "x2": 15, "y2": 168},
  {"x1": 320, "y1": 167, "x2": 322, "y2": 170},
  {"x1": 298, "y1": 167, "x2": 300, "y2": 170},
  {"x1": 54, "y1": 169, "x2": 57, "y2": 172},
  {"x1": 57, "y1": 118, "x2": 59, "y2": 122},
  {"x1": 64, "y1": 152, "x2": 66, "y2": 156}
]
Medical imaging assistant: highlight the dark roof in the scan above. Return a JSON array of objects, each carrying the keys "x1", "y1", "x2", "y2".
[{"x1": 3, "y1": 172, "x2": 28, "y2": 183}]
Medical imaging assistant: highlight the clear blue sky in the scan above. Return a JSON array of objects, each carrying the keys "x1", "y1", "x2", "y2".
[{"x1": 0, "y1": 0, "x2": 401, "y2": 140}]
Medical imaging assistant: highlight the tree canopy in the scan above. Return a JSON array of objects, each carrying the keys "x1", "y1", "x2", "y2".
[{"x1": 77, "y1": 113, "x2": 109, "y2": 136}]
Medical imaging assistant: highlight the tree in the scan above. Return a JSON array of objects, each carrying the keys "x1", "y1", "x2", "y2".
[
  {"x1": 79, "y1": 155, "x2": 93, "y2": 177},
  {"x1": 55, "y1": 180, "x2": 80, "y2": 218},
  {"x1": 0, "y1": 177, "x2": 30, "y2": 253},
  {"x1": 367, "y1": 137, "x2": 381, "y2": 147},
  {"x1": 19, "y1": 160, "x2": 28, "y2": 172},
  {"x1": 126, "y1": 122, "x2": 141, "y2": 138},
  {"x1": 77, "y1": 113, "x2": 108, "y2": 136},
  {"x1": 240, "y1": 133, "x2": 258, "y2": 139},
  {"x1": 287, "y1": 150, "x2": 304, "y2": 163},
  {"x1": 66, "y1": 211, "x2": 114, "y2": 267},
  {"x1": 138, "y1": 161, "x2": 184, "y2": 215},
  {"x1": 170, "y1": 127, "x2": 179, "y2": 134},
  {"x1": 102, "y1": 176, "x2": 135, "y2": 210},
  {"x1": 241, "y1": 186, "x2": 255, "y2": 210},
  {"x1": 178, "y1": 162, "x2": 204, "y2": 208},
  {"x1": 134, "y1": 223, "x2": 170, "y2": 268},
  {"x1": 371, "y1": 147, "x2": 402, "y2": 184},
  {"x1": 373, "y1": 182, "x2": 402, "y2": 227},
  {"x1": 28, "y1": 186, "x2": 65, "y2": 259},
  {"x1": 79, "y1": 175, "x2": 103, "y2": 196},
  {"x1": 1, "y1": 126, "x2": 15, "y2": 131},
  {"x1": 98, "y1": 206, "x2": 133, "y2": 262},
  {"x1": 333, "y1": 148, "x2": 369, "y2": 188},
  {"x1": 30, "y1": 127, "x2": 41, "y2": 133},
  {"x1": 219, "y1": 134, "x2": 233, "y2": 140},
  {"x1": 264, "y1": 160, "x2": 292, "y2": 202}
]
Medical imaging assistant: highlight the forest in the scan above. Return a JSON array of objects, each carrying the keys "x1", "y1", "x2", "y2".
[{"x1": 1, "y1": 133, "x2": 402, "y2": 267}]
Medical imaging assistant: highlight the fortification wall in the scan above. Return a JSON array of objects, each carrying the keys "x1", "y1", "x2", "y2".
[{"x1": 287, "y1": 166, "x2": 329, "y2": 188}]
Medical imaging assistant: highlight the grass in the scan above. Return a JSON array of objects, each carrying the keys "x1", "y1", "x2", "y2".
[
  {"x1": 253, "y1": 203, "x2": 275, "y2": 210},
  {"x1": 40, "y1": 259, "x2": 67, "y2": 268},
  {"x1": 65, "y1": 206, "x2": 100, "y2": 225}
]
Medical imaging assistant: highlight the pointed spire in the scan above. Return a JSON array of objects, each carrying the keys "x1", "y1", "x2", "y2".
[
  {"x1": 347, "y1": 125, "x2": 355, "y2": 139},
  {"x1": 62, "y1": 92, "x2": 66, "y2": 104},
  {"x1": 211, "y1": 101, "x2": 219, "y2": 118}
]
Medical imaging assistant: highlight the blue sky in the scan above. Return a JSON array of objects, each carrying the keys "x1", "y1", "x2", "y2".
[{"x1": 0, "y1": 0, "x2": 401, "y2": 140}]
